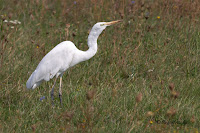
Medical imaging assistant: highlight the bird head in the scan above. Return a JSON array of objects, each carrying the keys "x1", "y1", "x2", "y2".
[
  {"x1": 90, "y1": 20, "x2": 121, "y2": 36},
  {"x1": 99, "y1": 20, "x2": 122, "y2": 26}
]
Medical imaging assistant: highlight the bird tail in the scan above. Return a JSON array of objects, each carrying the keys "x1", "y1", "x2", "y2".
[
  {"x1": 26, "y1": 70, "x2": 43, "y2": 89},
  {"x1": 26, "y1": 72, "x2": 34, "y2": 89}
]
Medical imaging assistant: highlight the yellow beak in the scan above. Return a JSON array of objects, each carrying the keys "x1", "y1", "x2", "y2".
[{"x1": 103, "y1": 20, "x2": 121, "y2": 26}]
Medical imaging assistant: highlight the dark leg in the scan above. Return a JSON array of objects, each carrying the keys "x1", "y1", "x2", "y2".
[
  {"x1": 59, "y1": 77, "x2": 63, "y2": 106},
  {"x1": 51, "y1": 77, "x2": 58, "y2": 106}
]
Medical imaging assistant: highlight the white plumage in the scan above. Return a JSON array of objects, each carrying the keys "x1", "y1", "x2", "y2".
[
  {"x1": 27, "y1": 41, "x2": 76, "y2": 89},
  {"x1": 26, "y1": 20, "x2": 120, "y2": 105}
]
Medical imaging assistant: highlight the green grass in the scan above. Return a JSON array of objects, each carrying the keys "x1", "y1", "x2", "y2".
[{"x1": 0, "y1": 0, "x2": 200, "y2": 132}]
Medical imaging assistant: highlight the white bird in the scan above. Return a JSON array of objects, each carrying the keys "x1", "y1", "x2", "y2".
[{"x1": 26, "y1": 20, "x2": 121, "y2": 105}]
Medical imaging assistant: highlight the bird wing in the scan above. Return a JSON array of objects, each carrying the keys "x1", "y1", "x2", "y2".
[{"x1": 26, "y1": 41, "x2": 76, "y2": 89}]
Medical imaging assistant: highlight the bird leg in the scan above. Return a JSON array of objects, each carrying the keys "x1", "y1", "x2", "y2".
[
  {"x1": 59, "y1": 77, "x2": 63, "y2": 106},
  {"x1": 51, "y1": 77, "x2": 58, "y2": 106}
]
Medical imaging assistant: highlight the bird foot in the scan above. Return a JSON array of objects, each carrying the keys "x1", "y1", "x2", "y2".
[
  {"x1": 51, "y1": 91, "x2": 55, "y2": 106},
  {"x1": 59, "y1": 94, "x2": 63, "y2": 107}
]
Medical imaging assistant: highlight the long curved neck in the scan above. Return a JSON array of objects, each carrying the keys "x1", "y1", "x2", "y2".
[
  {"x1": 71, "y1": 31, "x2": 100, "y2": 66},
  {"x1": 86, "y1": 33, "x2": 98, "y2": 58}
]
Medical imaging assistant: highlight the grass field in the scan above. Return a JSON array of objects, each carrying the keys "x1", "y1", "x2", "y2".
[{"x1": 0, "y1": 0, "x2": 200, "y2": 132}]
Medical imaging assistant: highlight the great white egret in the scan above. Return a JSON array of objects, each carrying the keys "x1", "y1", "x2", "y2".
[{"x1": 26, "y1": 20, "x2": 121, "y2": 105}]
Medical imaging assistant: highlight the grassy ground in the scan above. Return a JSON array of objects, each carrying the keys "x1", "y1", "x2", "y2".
[{"x1": 0, "y1": 0, "x2": 200, "y2": 132}]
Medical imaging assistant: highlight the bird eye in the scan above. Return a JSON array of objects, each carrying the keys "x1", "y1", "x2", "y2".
[{"x1": 100, "y1": 24, "x2": 104, "y2": 26}]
